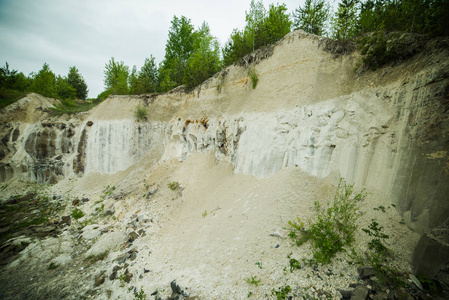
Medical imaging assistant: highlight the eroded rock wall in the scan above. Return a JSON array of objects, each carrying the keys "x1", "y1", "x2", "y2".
[{"x1": 0, "y1": 31, "x2": 448, "y2": 238}]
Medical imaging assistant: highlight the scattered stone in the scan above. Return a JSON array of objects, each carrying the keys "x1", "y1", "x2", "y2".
[
  {"x1": 350, "y1": 285, "x2": 369, "y2": 300},
  {"x1": 129, "y1": 231, "x2": 138, "y2": 241},
  {"x1": 275, "y1": 243, "x2": 280, "y2": 248},
  {"x1": 269, "y1": 232, "x2": 282, "y2": 238},
  {"x1": 123, "y1": 269, "x2": 133, "y2": 283},
  {"x1": 72, "y1": 198, "x2": 80, "y2": 206},
  {"x1": 146, "y1": 187, "x2": 158, "y2": 198},
  {"x1": 109, "y1": 270, "x2": 117, "y2": 280},
  {"x1": 409, "y1": 274, "x2": 423, "y2": 290},
  {"x1": 359, "y1": 266, "x2": 376, "y2": 279},
  {"x1": 86, "y1": 121, "x2": 94, "y2": 126},
  {"x1": 137, "y1": 229, "x2": 146, "y2": 236},
  {"x1": 144, "y1": 268, "x2": 150, "y2": 273},
  {"x1": 171, "y1": 280, "x2": 182, "y2": 294},
  {"x1": 94, "y1": 273, "x2": 105, "y2": 287},
  {"x1": 82, "y1": 197, "x2": 89, "y2": 202},
  {"x1": 338, "y1": 288, "x2": 354, "y2": 298}
]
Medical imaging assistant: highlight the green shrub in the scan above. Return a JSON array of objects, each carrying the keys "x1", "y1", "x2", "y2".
[
  {"x1": 288, "y1": 178, "x2": 366, "y2": 264},
  {"x1": 71, "y1": 208, "x2": 84, "y2": 220},
  {"x1": 356, "y1": 32, "x2": 426, "y2": 71},
  {"x1": 248, "y1": 67, "x2": 259, "y2": 89},
  {"x1": 134, "y1": 104, "x2": 148, "y2": 121}
]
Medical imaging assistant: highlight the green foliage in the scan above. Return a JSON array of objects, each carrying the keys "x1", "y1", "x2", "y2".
[
  {"x1": 223, "y1": 1, "x2": 291, "y2": 66},
  {"x1": 202, "y1": 210, "x2": 207, "y2": 218},
  {"x1": 67, "y1": 66, "x2": 88, "y2": 99},
  {"x1": 129, "y1": 56, "x2": 159, "y2": 94},
  {"x1": 50, "y1": 98, "x2": 102, "y2": 115},
  {"x1": 287, "y1": 253, "x2": 302, "y2": 272},
  {"x1": 158, "y1": 16, "x2": 195, "y2": 92},
  {"x1": 416, "y1": 274, "x2": 439, "y2": 293},
  {"x1": 356, "y1": 0, "x2": 449, "y2": 37},
  {"x1": 293, "y1": 0, "x2": 329, "y2": 35},
  {"x1": 183, "y1": 22, "x2": 222, "y2": 88},
  {"x1": 0, "y1": 62, "x2": 31, "y2": 106},
  {"x1": 255, "y1": 261, "x2": 262, "y2": 269},
  {"x1": 96, "y1": 90, "x2": 111, "y2": 101},
  {"x1": 244, "y1": 275, "x2": 261, "y2": 287},
  {"x1": 104, "y1": 57, "x2": 129, "y2": 95},
  {"x1": 167, "y1": 181, "x2": 180, "y2": 191},
  {"x1": 134, "y1": 104, "x2": 148, "y2": 121},
  {"x1": 71, "y1": 208, "x2": 84, "y2": 220},
  {"x1": 133, "y1": 287, "x2": 147, "y2": 300},
  {"x1": 373, "y1": 205, "x2": 386, "y2": 212},
  {"x1": 271, "y1": 285, "x2": 291, "y2": 300},
  {"x1": 355, "y1": 31, "x2": 422, "y2": 70},
  {"x1": 248, "y1": 67, "x2": 259, "y2": 89},
  {"x1": 31, "y1": 63, "x2": 57, "y2": 98},
  {"x1": 332, "y1": 0, "x2": 359, "y2": 41},
  {"x1": 362, "y1": 219, "x2": 390, "y2": 254},
  {"x1": 288, "y1": 178, "x2": 366, "y2": 264},
  {"x1": 56, "y1": 75, "x2": 77, "y2": 100}
]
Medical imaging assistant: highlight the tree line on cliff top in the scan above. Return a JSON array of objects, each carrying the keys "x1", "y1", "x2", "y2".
[{"x1": 1, "y1": 0, "x2": 448, "y2": 107}]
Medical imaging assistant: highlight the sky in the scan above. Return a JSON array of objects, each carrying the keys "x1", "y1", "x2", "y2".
[{"x1": 0, "y1": 0, "x2": 315, "y2": 98}]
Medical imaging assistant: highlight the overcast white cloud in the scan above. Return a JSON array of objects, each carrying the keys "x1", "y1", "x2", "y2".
[{"x1": 0, "y1": 0, "x2": 307, "y2": 98}]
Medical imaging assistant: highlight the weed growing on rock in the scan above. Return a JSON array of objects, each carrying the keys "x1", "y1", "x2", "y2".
[
  {"x1": 357, "y1": 219, "x2": 407, "y2": 289},
  {"x1": 362, "y1": 219, "x2": 390, "y2": 254},
  {"x1": 167, "y1": 181, "x2": 180, "y2": 191},
  {"x1": 255, "y1": 261, "x2": 262, "y2": 269},
  {"x1": 373, "y1": 205, "x2": 386, "y2": 212},
  {"x1": 133, "y1": 287, "x2": 146, "y2": 300},
  {"x1": 287, "y1": 253, "x2": 301, "y2": 272},
  {"x1": 86, "y1": 250, "x2": 109, "y2": 264},
  {"x1": 244, "y1": 275, "x2": 261, "y2": 287},
  {"x1": 271, "y1": 285, "x2": 291, "y2": 300},
  {"x1": 248, "y1": 67, "x2": 259, "y2": 89},
  {"x1": 101, "y1": 184, "x2": 115, "y2": 200},
  {"x1": 134, "y1": 104, "x2": 148, "y2": 121},
  {"x1": 71, "y1": 208, "x2": 84, "y2": 220},
  {"x1": 288, "y1": 178, "x2": 366, "y2": 264}
]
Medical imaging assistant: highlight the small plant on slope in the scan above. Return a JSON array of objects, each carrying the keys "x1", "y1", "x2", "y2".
[
  {"x1": 288, "y1": 178, "x2": 366, "y2": 264},
  {"x1": 244, "y1": 275, "x2": 261, "y2": 287},
  {"x1": 134, "y1": 104, "x2": 148, "y2": 121},
  {"x1": 248, "y1": 67, "x2": 259, "y2": 89}
]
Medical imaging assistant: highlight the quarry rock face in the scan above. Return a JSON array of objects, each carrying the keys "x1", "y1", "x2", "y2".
[{"x1": 1, "y1": 31, "x2": 448, "y2": 279}]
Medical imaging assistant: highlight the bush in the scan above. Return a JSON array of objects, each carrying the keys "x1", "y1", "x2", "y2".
[
  {"x1": 134, "y1": 104, "x2": 148, "y2": 121},
  {"x1": 356, "y1": 32, "x2": 428, "y2": 71},
  {"x1": 288, "y1": 178, "x2": 366, "y2": 264}
]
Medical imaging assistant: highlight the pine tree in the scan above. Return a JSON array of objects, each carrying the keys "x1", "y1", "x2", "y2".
[
  {"x1": 332, "y1": 0, "x2": 360, "y2": 40},
  {"x1": 67, "y1": 66, "x2": 88, "y2": 100},
  {"x1": 293, "y1": 0, "x2": 329, "y2": 36}
]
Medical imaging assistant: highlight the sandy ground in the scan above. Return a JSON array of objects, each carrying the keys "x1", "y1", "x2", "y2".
[{"x1": 0, "y1": 150, "x2": 420, "y2": 299}]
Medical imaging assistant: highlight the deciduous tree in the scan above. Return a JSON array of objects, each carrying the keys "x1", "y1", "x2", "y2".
[{"x1": 104, "y1": 58, "x2": 129, "y2": 95}]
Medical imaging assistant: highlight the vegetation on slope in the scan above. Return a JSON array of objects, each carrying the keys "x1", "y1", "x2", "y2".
[{"x1": 2, "y1": 0, "x2": 448, "y2": 109}]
